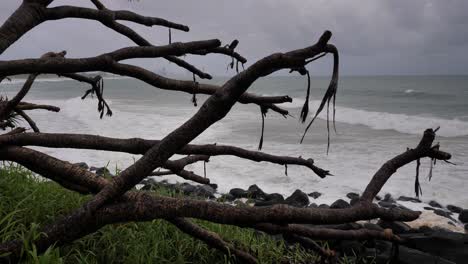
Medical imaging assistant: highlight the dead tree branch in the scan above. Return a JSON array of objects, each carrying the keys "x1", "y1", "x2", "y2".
[{"x1": 0, "y1": 132, "x2": 329, "y2": 178}]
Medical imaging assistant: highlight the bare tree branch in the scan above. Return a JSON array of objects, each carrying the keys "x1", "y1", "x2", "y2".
[
  {"x1": 170, "y1": 218, "x2": 258, "y2": 264},
  {"x1": 0, "y1": 132, "x2": 328, "y2": 177}
]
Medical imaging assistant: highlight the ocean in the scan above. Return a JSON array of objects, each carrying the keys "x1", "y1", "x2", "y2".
[{"x1": 1, "y1": 75, "x2": 467, "y2": 207}]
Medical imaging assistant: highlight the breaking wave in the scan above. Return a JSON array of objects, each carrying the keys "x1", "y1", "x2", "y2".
[{"x1": 282, "y1": 98, "x2": 468, "y2": 137}]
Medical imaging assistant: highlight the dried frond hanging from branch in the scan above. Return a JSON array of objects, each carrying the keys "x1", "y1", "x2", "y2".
[
  {"x1": 300, "y1": 69, "x2": 311, "y2": 123},
  {"x1": 414, "y1": 158, "x2": 422, "y2": 197},
  {"x1": 300, "y1": 48, "x2": 339, "y2": 146},
  {"x1": 192, "y1": 74, "x2": 198, "y2": 106},
  {"x1": 258, "y1": 105, "x2": 268, "y2": 150}
]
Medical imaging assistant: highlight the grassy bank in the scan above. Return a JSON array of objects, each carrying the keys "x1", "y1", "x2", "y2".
[{"x1": 0, "y1": 164, "x2": 327, "y2": 264}]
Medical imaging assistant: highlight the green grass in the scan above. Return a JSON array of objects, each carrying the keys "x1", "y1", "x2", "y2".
[{"x1": 0, "y1": 163, "x2": 326, "y2": 264}]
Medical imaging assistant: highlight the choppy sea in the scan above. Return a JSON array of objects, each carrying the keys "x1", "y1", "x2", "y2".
[{"x1": 1, "y1": 75, "x2": 467, "y2": 207}]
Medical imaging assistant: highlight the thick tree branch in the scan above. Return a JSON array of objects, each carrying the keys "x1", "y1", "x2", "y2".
[
  {"x1": 255, "y1": 223, "x2": 401, "y2": 242},
  {"x1": 45, "y1": 5, "x2": 189, "y2": 32},
  {"x1": 0, "y1": 132, "x2": 328, "y2": 177},
  {"x1": 0, "y1": 51, "x2": 290, "y2": 114},
  {"x1": 170, "y1": 218, "x2": 258, "y2": 264},
  {"x1": 15, "y1": 102, "x2": 60, "y2": 112},
  {"x1": 0, "y1": 3, "x2": 46, "y2": 54},
  {"x1": 361, "y1": 128, "x2": 451, "y2": 201}
]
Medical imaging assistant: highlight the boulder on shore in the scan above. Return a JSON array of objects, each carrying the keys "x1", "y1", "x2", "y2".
[
  {"x1": 284, "y1": 189, "x2": 309, "y2": 207},
  {"x1": 229, "y1": 188, "x2": 248, "y2": 199},
  {"x1": 397, "y1": 196, "x2": 421, "y2": 203},
  {"x1": 330, "y1": 199, "x2": 350, "y2": 209},
  {"x1": 446, "y1": 205, "x2": 463, "y2": 214},
  {"x1": 458, "y1": 209, "x2": 468, "y2": 223},
  {"x1": 308, "y1": 191, "x2": 322, "y2": 199},
  {"x1": 247, "y1": 184, "x2": 266, "y2": 199},
  {"x1": 429, "y1": 200, "x2": 443, "y2": 208},
  {"x1": 346, "y1": 192, "x2": 360, "y2": 200},
  {"x1": 401, "y1": 229, "x2": 468, "y2": 264}
]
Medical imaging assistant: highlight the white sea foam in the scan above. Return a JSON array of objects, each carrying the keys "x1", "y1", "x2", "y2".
[
  {"x1": 20, "y1": 94, "x2": 468, "y2": 209},
  {"x1": 281, "y1": 98, "x2": 468, "y2": 137}
]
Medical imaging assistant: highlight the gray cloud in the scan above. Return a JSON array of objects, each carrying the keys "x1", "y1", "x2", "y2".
[{"x1": 0, "y1": 0, "x2": 467, "y2": 75}]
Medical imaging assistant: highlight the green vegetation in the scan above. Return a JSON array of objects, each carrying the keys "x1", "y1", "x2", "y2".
[{"x1": 0, "y1": 163, "x2": 326, "y2": 264}]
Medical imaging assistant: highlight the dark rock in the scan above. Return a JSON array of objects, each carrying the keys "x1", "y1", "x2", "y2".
[
  {"x1": 218, "y1": 193, "x2": 236, "y2": 202},
  {"x1": 346, "y1": 192, "x2": 360, "y2": 200},
  {"x1": 370, "y1": 241, "x2": 455, "y2": 264},
  {"x1": 330, "y1": 199, "x2": 350, "y2": 209},
  {"x1": 194, "y1": 185, "x2": 216, "y2": 198},
  {"x1": 377, "y1": 220, "x2": 411, "y2": 234},
  {"x1": 447, "y1": 221, "x2": 455, "y2": 226},
  {"x1": 417, "y1": 225, "x2": 434, "y2": 234},
  {"x1": 307, "y1": 191, "x2": 321, "y2": 199},
  {"x1": 229, "y1": 188, "x2": 248, "y2": 198},
  {"x1": 207, "y1": 183, "x2": 218, "y2": 190},
  {"x1": 446, "y1": 205, "x2": 463, "y2": 214},
  {"x1": 397, "y1": 245, "x2": 455, "y2": 264},
  {"x1": 318, "y1": 204, "x2": 329, "y2": 209},
  {"x1": 458, "y1": 209, "x2": 468, "y2": 223},
  {"x1": 378, "y1": 201, "x2": 397, "y2": 209},
  {"x1": 284, "y1": 189, "x2": 309, "y2": 207},
  {"x1": 265, "y1": 193, "x2": 284, "y2": 202},
  {"x1": 140, "y1": 179, "x2": 167, "y2": 191},
  {"x1": 90, "y1": 166, "x2": 98, "y2": 171},
  {"x1": 424, "y1": 206, "x2": 436, "y2": 211},
  {"x1": 74, "y1": 162, "x2": 89, "y2": 170},
  {"x1": 308, "y1": 203, "x2": 318, "y2": 208},
  {"x1": 433, "y1": 209, "x2": 454, "y2": 221},
  {"x1": 139, "y1": 178, "x2": 154, "y2": 186},
  {"x1": 383, "y1": 193, "x2": 395, "y2": 203},
  {"x1": 254, "y1": 194, "x2": 284, "y2": 207},
  {"x1": 180, "y1": 183, "x2": 197, "y2": 195},
  {"x1": 375, "y1": 195, "x2": 382, "y2": 201},
  {"x1": 350, "y1": 197, "x2": 360, "y2": 206},
  {"x1": 429, "y1": 200, "x2": 443, "y2": 208},
  {"x1": 465, "y1": 224, "x2": 468, "y2": 231},
  {"x1": 247, "y1": 184, "x2": 266, "y2": 199},
  {"x1": 402, "y1": 229, "x2": 468, "y2": 264},
  {"x1": 397, "y1": 196, "x2": 421, "y2": 203}
]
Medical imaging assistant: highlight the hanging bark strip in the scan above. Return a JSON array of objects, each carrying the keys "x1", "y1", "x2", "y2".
[
  {"x1": 203, "y1": 160, "x2": 207, "y2": 178},
  {"x1": 258, "y1": 105, "x2": 268, "y2": 150},
  {"x1": 192, "y1": 73, "x2": 198, "y2": 106},
  {"x1": 300, "y1": 69, "x2": 311, "y2": 123},
  {"x1": 415, "y1": 158, "x2": 422, "y2": 197},
  {"x1": 300, "y1": 47, "x2": 339, "y2": 144}
]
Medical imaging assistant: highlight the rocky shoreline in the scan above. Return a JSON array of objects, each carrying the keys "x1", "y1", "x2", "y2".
[{"x1": 78, "y1": 162, "x2": 468, "y2": 263}]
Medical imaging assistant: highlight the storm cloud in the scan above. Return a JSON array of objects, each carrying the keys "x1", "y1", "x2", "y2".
[{"x1": 1, "y1": 0, "x2": 467, "y2": 75}]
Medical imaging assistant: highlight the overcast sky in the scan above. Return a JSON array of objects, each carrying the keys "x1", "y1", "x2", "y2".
[{"x1": 1, "y1": 0, "x2": 467, "y2": 76}]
